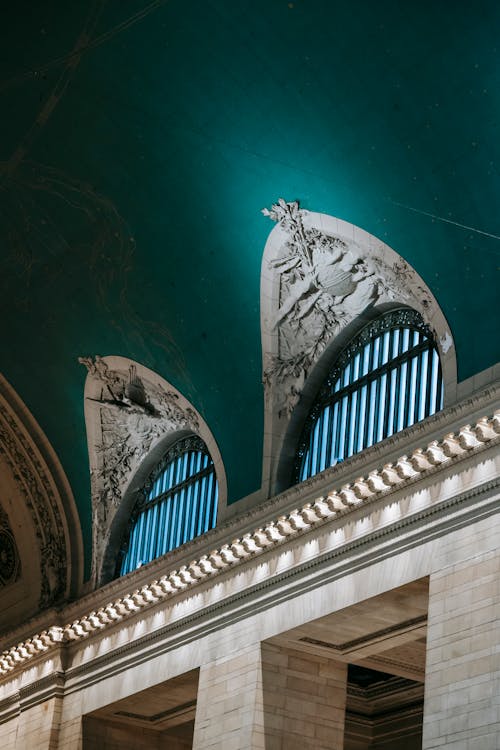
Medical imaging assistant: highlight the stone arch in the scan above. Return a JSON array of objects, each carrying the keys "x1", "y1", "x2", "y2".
[
  {"x1": 79, "y1": 356, "x2": 227, "y2": 586},
  {"x1": 0, "y1": 375, "x2": 83, "y2": 627},
  {"x1": 260, "y1": 200, "x2": 457, "y2": 496}
]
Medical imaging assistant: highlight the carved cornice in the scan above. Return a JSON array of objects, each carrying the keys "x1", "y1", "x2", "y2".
[
  {"x1": 224, "y1": 380, "x2": 500, "y2": 530},
  {"x1": 347, "y1": 675, "x2": 424, "y2": 703},
  {"x1": 0, "y1": 409, "x2": 498, "y2": 681},
  {"x1": 0, "y1": 693, "x2": 20, "y2": 723},
  {"x1": 53, "y1": 378, "x2": 499, "y2": 613},
  {"x1": 50, "y1": 475, "x2": 500, "y2": 696},
  {"x1": 299, "y1": 615, "x2": 427, "y2": 652}
]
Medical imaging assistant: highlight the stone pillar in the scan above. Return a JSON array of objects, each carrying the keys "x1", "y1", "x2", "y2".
[
  {"x1": 192, "y1": 643, "x2": 266, "y2": 750},
  {"x1": 261, "y1": 643, "x2": 347, "y2": 750},
  {"x1": 192, "y1": 641, "x2": 347, "y2": 750},
  {"x1": 13, "y1": 697, "x2": 63, "y2": 750},
  {"x1": 423, "y1": 548, "x2": 500, "y2": 749},
  {"x1": 56, "y1": 716, "x2": 83, "y2": 750},
  {"x1": 0, "y1": 716, "x2": 19, "y2": 750}
]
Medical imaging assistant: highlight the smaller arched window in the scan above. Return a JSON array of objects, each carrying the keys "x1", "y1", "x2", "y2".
[
  {"x1": 119, "y1": 436, "x2": 218, "y2": 576},
  {"x1": 295, "y1": 309, "x2": 443, "y2": 483}
]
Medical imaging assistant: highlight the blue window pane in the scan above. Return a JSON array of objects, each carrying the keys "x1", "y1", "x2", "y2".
[
  {"x1": 319, "y1": 406, "x2": 330, "y2": 471},
  {"x1": 119, "y1": 437, "x2": 218, "y2": 576},
  {"x1": 297, "y1": 310, "x2": 443, "y2": 483},
  {"x1": 357, "y1": 384, "x2": 368, "y2": 452}
]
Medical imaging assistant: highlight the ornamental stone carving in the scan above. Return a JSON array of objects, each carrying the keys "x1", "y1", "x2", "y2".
[
  {"x1": 0, "y1": 375, "x2": 81, "y2": 610},
  {"x1": 260, "y1": 200, "x2": 456, "y2": 492},
  {"x1": 0, "y1": 506, "x2": 19, "y2": 587},
  {"x1": 79, "y1": 356, "x2": 215, "y2": 585}
]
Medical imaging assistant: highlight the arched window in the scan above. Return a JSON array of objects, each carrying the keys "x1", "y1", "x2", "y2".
[
  {"x1": 118, "y1": 436, "x2": 218, "y2": 575},
  {"x1": 295, "y1": 309, "x2": 443, "y2": 483}
]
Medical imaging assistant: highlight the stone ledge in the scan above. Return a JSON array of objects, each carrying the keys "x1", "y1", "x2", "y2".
[{"x1": 0, "y1": 409, "x2": 498, "y2": 682}]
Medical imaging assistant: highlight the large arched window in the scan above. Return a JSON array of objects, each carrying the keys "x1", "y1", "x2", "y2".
[
  {"x1": 295, "y1": 309, "x2": 443, "y2": 483},
  {"x1": 118, "y1": 436, "x2": 218, "y2": 576}
]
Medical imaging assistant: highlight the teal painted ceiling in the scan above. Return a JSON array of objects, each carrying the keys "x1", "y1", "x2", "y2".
[{"x1": 1, "y1": 1, "x2": 499, "y2": 573}]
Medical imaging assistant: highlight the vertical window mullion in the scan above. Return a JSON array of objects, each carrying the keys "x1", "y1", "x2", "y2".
[
  {"x1": 365, "y1": 378, "x2": 377, "y2": 448},
  {"x1": 311, "y1": 417, "x2": 321, "y2": 475},
  {"x1": 347, "y1": 390, "x2": 358, "y2": 457},
  {"x1": 198, "y1": 474, "x2": 208, "y2": 535},
  {"x1": 161, "y1": 496, "x2": 173, "y2": 555},
  {"x1": 205, "y1": 472, "x2": 215, "y2": 531},
  {"x1": 387, "y1": 365, "x2": 399, "y2": 437},
  {"x1": 295, "y1": 315, "x2": 443, "y2": 485},
  {"x1": 176, "y1": 488, "x2": 187, "y2": 547},
  {"x1": 418, "y1": 349, "x2": 429, "y2": 421},
  {"x1": 332, "y1": 399, "x2": 342, "y2": 463},
  {"x1": 338, "y1": 394, "x2": 349, "y2": 461},
  {"x1": 189, "y1": 478, "x2": 200, "y2": 539},
  {"x1": 155, "y1": 501, "x2": 166, "y2": 558},
  {"x1": 210, "y1": 472, "x2": 218, "y2": 527},
  {"x1": 328, "y1": 400, "x2": 339, "y2": 465},
  {"x1": 135, "y1": 512, "x2": 147, "y2": 567},
  {"x1": 397, "y1": 360, "x2": 408, "y2": 431},
  {"x1": 429, "y1": 349, "x2": 440, "y2": 414},
  {"x1": 183, "y1": 482, "x2": 193, "y2": 545},
  {"x1": 147, "y1": 505, "x2": 158, "y2": 563},
  {"x1": 122, "y1": 521, "x2": 137, "y2": 574},
  {"x1": 319, "y1": 407, "x2": 330, "y2": 472},
  {"x1": 168, "y1": 492, "x2": 179, "y2": 551},
  {"x1": 119, "y1": 438, "x2": 218, "y2": 577},
  {"x1": 127, "y1": 515, "x2": 140, "y2": 570},
  {"x1": 377, "y1": 372, "x2": 387, "y2": 442},
  {"x1": 316, "y1": 407, "x2": 325, "y2": 473},
  {"x1": 357, "y1": 384, "x2": 367, "y2": 452},
  {"x1": 190, "y1": 453, "x2": 203, "y2": 538},
  {"x1": 325, "y1": 402, "x2": 335, "y2": 469},
  {"x1": 407, "y1": 354, "x2": 418, "y2": 427}
]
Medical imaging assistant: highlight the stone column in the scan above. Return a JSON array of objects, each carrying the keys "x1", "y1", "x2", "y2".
[
  {"x1": 261, "y1": 642, "x2": 347, "y2": 750},
  {"x1": 192, "y1": 641, "x2": 348, "y2": 750},
  {"x1": 56, "y1": 716, "x2": 83, "y2": 750},
  {"x1": 13, "y1": 697, "x2": 63, "y2": 750},
  {"x1": 423, "y1": 548, "x2": 500, "y2": 749},
  {"x1": 192, "y1": 643, "x2": 266, "y2": 750}
]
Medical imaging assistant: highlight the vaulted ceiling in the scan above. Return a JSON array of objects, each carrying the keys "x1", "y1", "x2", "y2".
[{"x1": 1, "y1": 0, "x2": 499, "y2": 573}]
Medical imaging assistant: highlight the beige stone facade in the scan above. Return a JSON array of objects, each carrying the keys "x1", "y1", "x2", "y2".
[{"x1": 0, "y1": 375, "x2": 498, "y2": 748}]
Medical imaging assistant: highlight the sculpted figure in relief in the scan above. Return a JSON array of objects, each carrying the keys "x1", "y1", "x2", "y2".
[
  {"x1": 262, "y1": 199, "x2": 432, "y2": 415},
  {"x1": 79, "y1": 356, "x2": 200, "y2": 581}
]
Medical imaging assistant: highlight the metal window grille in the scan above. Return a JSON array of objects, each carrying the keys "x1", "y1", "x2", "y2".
[
  {"x1": 119, "y1": 436, "x2": 218, "y2": 575},
  {"x1": 295, "y1": 309, "x2": 444, "y2": 483}
]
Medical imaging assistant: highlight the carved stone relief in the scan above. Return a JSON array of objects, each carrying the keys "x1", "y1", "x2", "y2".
[
  {"x1": 79, "y1": 356, "x2": 208, "y2": 584},
  {"x1": 260, "y1": 199, "x2": 456, "y2": 491},
  {"x1": 0, "y1": 505, "x2": 20, "y2": 587},
  {"x1": 0, "y1": 392, "x2": 68, "y2": 607},
  {"x1": 261, "y1": 199, "x2": 445, "y2": 416}
]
